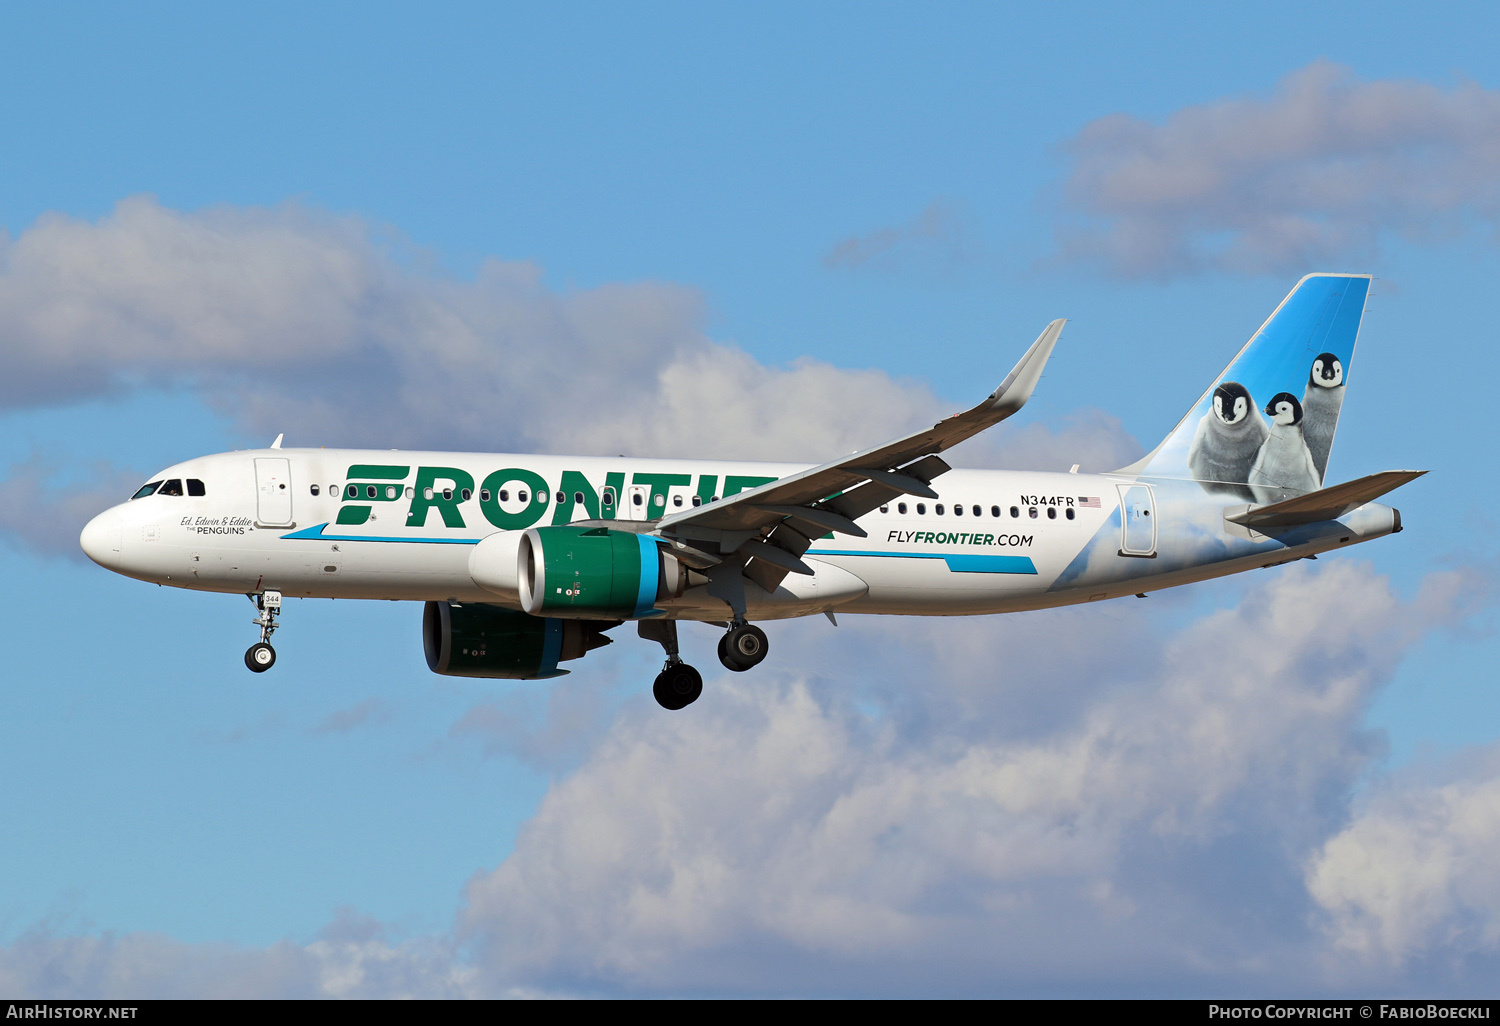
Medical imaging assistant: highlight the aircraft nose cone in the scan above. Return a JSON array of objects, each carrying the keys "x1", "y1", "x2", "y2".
[{"x1": 79, "y1": 510, "x2": 122, "y2": 568}]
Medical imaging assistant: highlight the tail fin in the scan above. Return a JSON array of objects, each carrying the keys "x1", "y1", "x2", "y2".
[{"x1": 1119, "y1": 273, "x2": 1371, "y2": 495}]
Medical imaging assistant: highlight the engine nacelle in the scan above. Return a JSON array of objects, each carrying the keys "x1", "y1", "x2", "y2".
[
  {"x1": 422, "y1": 601, "x2": 614, "y2": 679},
  {"x1": 518, "y1": 526, "x2": 684, "y2": 618}
]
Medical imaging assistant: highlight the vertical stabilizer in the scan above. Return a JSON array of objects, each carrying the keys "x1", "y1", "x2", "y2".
[{"x1": 1118, "y1": 273, "x2": 1370, "y2": 498}]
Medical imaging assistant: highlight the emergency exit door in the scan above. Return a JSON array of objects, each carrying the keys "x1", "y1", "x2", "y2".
[{"x1": 624, "y1": 483, "x2": 652, "y2": 521}]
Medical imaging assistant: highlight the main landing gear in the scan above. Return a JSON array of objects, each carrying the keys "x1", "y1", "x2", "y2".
[
  {"x1": 717, "y1": 621, "x2": 768, "y2": 673},
  {"x1": 638, "y1": 619, "x2": 771, "y2": 710},
  {"x1": 244, "y1": 590, "x2": 281, "y2": 673},
  {"x1": 639, "y1": 620, "x2": 702, "y2": 710}
]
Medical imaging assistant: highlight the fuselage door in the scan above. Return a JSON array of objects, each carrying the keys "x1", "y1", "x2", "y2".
[
  {"x1": 625, "y1": 483, "x2": 652, "y2": 522},
  {"x1": 255, "y1": 457, "x2": 294, "y2": 526},
  {"x1": 1117, "y1": 483, "x2": 1156, "y2": 557}
]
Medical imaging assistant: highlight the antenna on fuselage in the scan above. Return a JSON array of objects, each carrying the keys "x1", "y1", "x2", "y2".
[{"x1": 270, "y1": 434, "x2": 284, "y2": 449}]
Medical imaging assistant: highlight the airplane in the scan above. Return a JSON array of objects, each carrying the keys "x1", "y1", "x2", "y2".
[{"x1": 79, "y1": 273, "x2": 1422, "y2": 710}]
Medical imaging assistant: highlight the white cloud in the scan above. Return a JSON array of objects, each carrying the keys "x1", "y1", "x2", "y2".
[
  {"x1": 1309, "y1": 750, "x2": 1500, "y2": 967},
  {"x1": 1055, "y1": 61, "x2": 1500, "y2": 278},
  {"x1": 0, "y1": 196, "x2": 957, "y2": 462}
]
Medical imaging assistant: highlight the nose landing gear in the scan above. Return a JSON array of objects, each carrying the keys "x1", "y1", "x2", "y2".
[{"x1": 244, "y1": 590, "x2": 282, "y2": 673}]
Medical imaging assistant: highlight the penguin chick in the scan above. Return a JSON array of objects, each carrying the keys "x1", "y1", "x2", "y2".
[
  {"x1": 1187, "y1": 381, "x2": 1267, "y2": 492},
  {"x1": 1249, "y1": 392, "x2": 1320, "y2": 499},
  {"x1": 1301, "y1": 352, "x2": 1344, "y2": 483}
]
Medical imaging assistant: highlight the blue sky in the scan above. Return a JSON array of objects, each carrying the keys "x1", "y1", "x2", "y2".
[{"x1": 2, "y1": 1, "x2": 1500, "y2": 997}]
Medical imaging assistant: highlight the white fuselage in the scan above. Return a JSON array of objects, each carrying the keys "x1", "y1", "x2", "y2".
[{"x1": 79, "y1": 447, "x2": 1400, "y2": 621}]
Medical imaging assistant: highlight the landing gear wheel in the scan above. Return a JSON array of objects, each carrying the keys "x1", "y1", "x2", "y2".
[
  {"x1": 245, "y1": 642, "x2": 276, "y2": 673},
  {"x1": 719, "y1": 624, "x2": 768, "y2": 672},
  {"x1": 653, "y1": 663, "x2": 703, "y2": 710}
]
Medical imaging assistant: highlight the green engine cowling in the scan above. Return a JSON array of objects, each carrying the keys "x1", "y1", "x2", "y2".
[
  {"x1": 422, "y1": 601, "x2": 615, "y2": 679},
  {"x1": 518, "y1": 526, "x2": 684, "y2": 618}
]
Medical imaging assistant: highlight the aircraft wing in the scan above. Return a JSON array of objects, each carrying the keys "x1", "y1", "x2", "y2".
[
  {"x1": 1225, "y1": 470, "x2": 1426, "y2": 530},
  {"x1": 651, "y1": 319, "x2": 1064, "y2": 597}
]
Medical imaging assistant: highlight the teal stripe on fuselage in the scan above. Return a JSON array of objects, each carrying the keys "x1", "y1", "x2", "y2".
[
  {"x1": 280, "y1": 523, "x2": 479, "y2": 544},
  {"x1": 809, "y1": 549, "x2": 1037, "y2": 574},
  {"x1": 942, "y1": 554, "x2": 1038, "y2": 574}
]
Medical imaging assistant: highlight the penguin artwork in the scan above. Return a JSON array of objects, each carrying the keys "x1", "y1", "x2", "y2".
[
  {"x1": 1301, "y1": 352, "x2": 1344, "y2": 483},
  {"x1": 1187, "y1": 381, "x2": 1268, "y2": 496},
  {"x1": 1249, "y1": 392, "x2": 1320, "y2": 500}
]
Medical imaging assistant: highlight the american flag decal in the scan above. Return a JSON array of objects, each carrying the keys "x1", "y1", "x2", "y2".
[{"x1": 1079, "y1": 496, "x2": 1101, "y2": 508}]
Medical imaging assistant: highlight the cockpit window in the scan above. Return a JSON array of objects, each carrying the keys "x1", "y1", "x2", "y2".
[
  {"x1": 187, "y1": 479, "x2": 206, "y2": 496},
  {"x1": 131, "y1": 481, "x2": 162, "y2": 499},
  {"x1": 158, "y1": 479, "x2": 184, "y2": 496}
]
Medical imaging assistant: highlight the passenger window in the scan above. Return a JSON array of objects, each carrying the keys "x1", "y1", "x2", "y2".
[
  {"x1": 310, "y1": 484, "x2": 320, "y2": 496},
  {"x1": 188, "y1": 479, "x2": 206, "y2": 496},
  {"x1": 672, "y1": 495, "x2": 682, "y2": 507},
  {"x1": 990, "y1": 506, "x2": 1000, "y2": 517},
  {"x1": 972, "y1": 505, "x2": 981, "y2": 517},
  {"x1": 423, "y1": 487, "x2": 434, "y2": 500},
  {"x1": 633, "y1": 493, "x2": 644, "y2": 506},
  {"x1": 1047, "y1": 507, "x2": 1057, "y2": 519},
  {"x1": 603, "y1": 489, "x2": 616, "y2": 506},
  {"x1": 405, "y1": 487, "x2": 414, "y2": 499},
  {"x1": 159, "y1": 479, "x2": 184, "y2": 496},
  {"x1": 691, "y1": 496, "x2": 702, "y2": 507},
  {"x1": 387, "y1": 486, "x2": 399, "y2": 499},
  {"x1": 1029, "y1": 507, "x2": 1038, "y2": 519},
  {"x1": 131, "y1": 481, "x2": 162, "y2": 499},
  {"x1": 936, "y1": 504, "x2": 945, "y2": 515},
  {"x1": 1066, "y1": 508, "x2": 1075, "y2": 520},
  {"x1": 519, "y1": 490, "x2": 530, "y2": 503},
  {"x1": 366, "y1": 485, "x2": 377, "y2": 499},
  {"x1": 461, "y1": 488, "x2": 472, "y2": 501},
  {"x1": 330, "y1": 485, "x2": 338, "y2": 498},
  {"x1": 442, "y1": 488, "x2": 453, "y2": 500},
  {"x1": 499, "y1": 490, "x2": 509, "y2": 502},
  {"x1": 480, "y1": 489, "x2": 491, "y2": 502},
  {"x1": 916, "y1": 503, "x2": 926, "y2": 515},
  {"x1": 1010, "y1": 506, "x2": 1019, "y2": 518},
  {"x1": 879, "y1": 504, "x2": 889, "y2": 513},
  {"x1": 952, "y1": 504, "x2": 962, "y2": 516}
]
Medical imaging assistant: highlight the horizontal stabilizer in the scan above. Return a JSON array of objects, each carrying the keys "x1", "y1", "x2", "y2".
[{"x1": 1225, "y1": 470, "x2": 1426, "y2": 530}]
